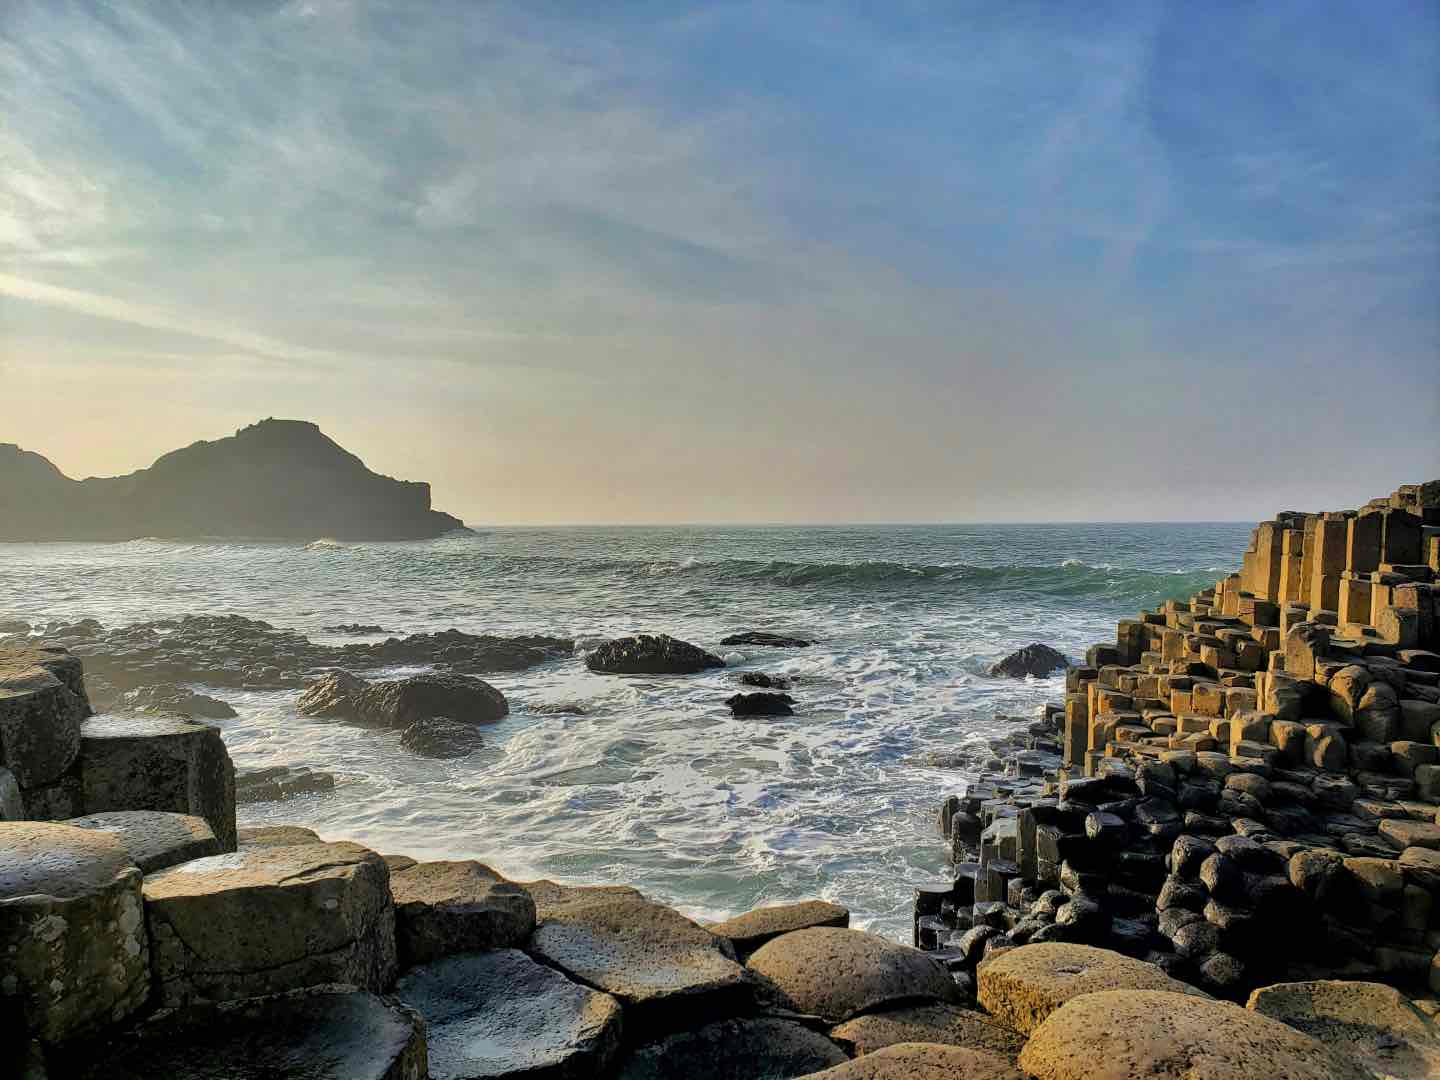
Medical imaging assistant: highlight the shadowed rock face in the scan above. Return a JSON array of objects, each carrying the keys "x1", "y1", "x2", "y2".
[
  {"x1": 0, "y1": 419, "x2": 466, "y2": 541},
  {"x1": 585, "y1": 634, "x2": 726, "y2": 675},
  {"x1": 989, "y1": 643, "x2": 1070, "y2": 678}
]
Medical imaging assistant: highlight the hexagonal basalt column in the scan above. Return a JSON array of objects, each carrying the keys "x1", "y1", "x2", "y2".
[
  {"x1": 0, "y1": 822, "x2": 149, "y2": 1046},
  {"x1": 0, "y1": 646, "x2": 91, "y2": 816},
  {"x1": 78, "y1": 715, "x2": 236, "y2": 851},
  {"x1": 142, "y1": 838, "x2": 396, "y2": 1007}
]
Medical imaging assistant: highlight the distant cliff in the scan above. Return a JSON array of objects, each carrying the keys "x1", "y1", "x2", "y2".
[{"x1": 0, "y1": 420, "x2": 467, "y2": 541}]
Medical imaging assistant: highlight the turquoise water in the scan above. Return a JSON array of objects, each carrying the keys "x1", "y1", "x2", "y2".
[{"x1": 0, "y1": 522, "x2": 1246, "y2": 939}]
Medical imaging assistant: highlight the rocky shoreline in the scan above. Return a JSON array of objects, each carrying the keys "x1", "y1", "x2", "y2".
[{"x1": 4, "y1": 482, "x2": 1440, "y2": 1077}]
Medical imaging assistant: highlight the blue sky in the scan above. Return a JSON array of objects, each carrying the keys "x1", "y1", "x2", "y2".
[{"x1": 2, "y1": 1, "x2": 1436, "y2": 522}]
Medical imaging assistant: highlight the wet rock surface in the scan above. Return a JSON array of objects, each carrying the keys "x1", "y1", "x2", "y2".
[
  {"x1": 64, "y1": 985, "x2": 428, "y2": 1080},
  {"x1": 989, "y1": 643, "x2": 1071, "y2": 679},
  {"x1": 297, "y1": 670, "x2": 507, "y2": 728},
  {"x1": 527, "y1": 887, "x2": 749, "y2": 1027},
  {"x1": 116, "y1": 683, "x2": 236, "y2": 719},
  {"x1": 395, "y1": 949, "x2": 621, "y2": 1080},
  {"x1": 234, "y1": 764, "x2": 336, "y2": 804},
  {"x1": 585, "y1": 634, "x2": 726, "y2": 675},
  {"x1": 720, "y1": 631, "x2": 817, "y2": 648},
  {"x1": 400, "y1": 715, "x2": 487, "y2": 758},
  {"x1": 617, "y1": 1016, "x2": 847, "y2": 1080},
  {"x1": 726, "y1": 691, "x2": 796, "y2": 716},
  {"x1": 68, "y1": 615, "x2": 571, "y2": 701}
]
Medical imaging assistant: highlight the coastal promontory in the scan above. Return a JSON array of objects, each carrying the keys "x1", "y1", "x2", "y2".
[{"x1": 0, "y1": 419, "x2": 465, "y2": 541}]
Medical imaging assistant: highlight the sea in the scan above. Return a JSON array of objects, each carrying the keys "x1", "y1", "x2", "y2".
[{"x1": 0, "y1": 522, "x2": 1247, "y2": 941}]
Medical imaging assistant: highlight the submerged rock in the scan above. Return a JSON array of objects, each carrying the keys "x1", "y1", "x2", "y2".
[
  {"x1": 395, "y1": 949, "x2": 620, "y2": 1080},
  {"x1": 322, "y1": 623, "x2": 390, "y2": 634},
  {"x1": 989, "y1": 643, "x2": 1070, "y2": 678},
  {"x1": 720, "y1": 631, "x2": 817, "y2": 648},
  {"x1": 297, "y1": 670, "x2": 507, "y2": 728},
  {"x1": 726, "y1": 691, "x2": 796, "y2": 716},
  {"x1": 740, "y1": 671, "x2": 792, "y2": 690},
  {"x1": 235, "y1": 764, "x2": 336, "y2": 804},
  {"x1": 118, "y1": 683, "x2": 237, "y2": 719},
  {"x1": 399, "y1": 716, "x2": 485, "y2": 758},
  {"x1": 585, "y1": 634, "x2": 726, "y2": 675}
]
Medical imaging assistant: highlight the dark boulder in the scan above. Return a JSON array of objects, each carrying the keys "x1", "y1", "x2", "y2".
[
  {"x1": 585, "y1": 634, "x2": 725, "y2": 675},
  {"x1": 400, "y1": 716, "x2": 485, "y2": 758},
  {"x1": 118, "y1": 684, "x2": 237, "y2": 719},
  {"x1": 297, "y1": 671, "x2": 507, "y2": 728},
  {"x1": 726, "y1": 692, "x2": 795, "y2": 716},
  {"x1": 740, "y1": 672, "x2": 791, "y2": 690},
  {"x1": 235, "y1": 765, "x2": 336, "y2": 804},
  {"x1": 719, "y1": 632, "x2": 816, "y2": 648},
  {"x1": 989, "y1": 643, "x2": 1070, "y2": 678}
]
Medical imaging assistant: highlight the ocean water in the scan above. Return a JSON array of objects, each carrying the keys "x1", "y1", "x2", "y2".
[{"x1": 0, "y1": 523, "x2": 1247, "y2": 940}]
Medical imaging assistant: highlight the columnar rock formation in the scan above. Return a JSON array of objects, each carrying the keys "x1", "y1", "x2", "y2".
[{"x1": 920, "y1": 480, "x2": 1440, "y2": 1009}]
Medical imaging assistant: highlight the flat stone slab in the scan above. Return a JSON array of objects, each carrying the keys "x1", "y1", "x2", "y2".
[
  {"x1": 0, "y1": 821, "x2": 149, "y2": 1045},
  {"x1": 1380, "y1": 818, "x2": 1440, "y2": 850},
  {"x1": 79, "y1": 714, "x2": 236, "y2": 850},
  {"x1": 977, "y1": 942, "x2": 1207, "y2": 1035},
  {"x1": 708, "y1": 899, "x2": 850, "y2": 958},
  {"x1": 66, "y1": 810, "x2": 219, "y2": 872},
  {"x1": 617, "y1": 1017, "x2": 847, "y2": 1080},
  {"x1": 526, "y1": 887, "x2": 748, "y2": 1027},
  {"x1": 63, "y1": 987, "x2": 427, "y2": 1080},
  {"x1": 746, "y1": 927, "x2": 959, "y2": 1023},
  {"x1": 142, "y1": 837, "x2": 396, "y2": 1006},
  {"x1": 1247, "y1": 979, "x2": 1440, "y2": 1080},
  {"x1": 829, "y1": 1003, "x2": 1026, "y2": 1062},
  {"x1": 1018, "y1": 989, "x2": 1370, "y2": 1080},
  {"x1": 391, "y1": 860, "x2": 537, "y2": 968},
  {"x1": 395, "y1": 949, "x2": 620, "y2": 1080},
  {"x1": 797, "y1": 1042, "x2": 1026, "y2": 1079},
  {"x1": 239, "y1": 824, "x2": 323, "y2": 847}
]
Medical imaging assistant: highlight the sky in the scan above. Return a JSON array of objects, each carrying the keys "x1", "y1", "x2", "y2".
[{"x1": 2, "y1": 0, "x2": 1437, "y2": 525}]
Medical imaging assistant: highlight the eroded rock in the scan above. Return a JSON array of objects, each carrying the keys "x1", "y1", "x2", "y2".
[
  {"x1": 746, "y1": 927, "x2": 959, "y2": 1023},
  {"x1": 976, "y1": 942, "x2": 1207, "y2": 1035},
  {"x1": 0, "y1": 822, "x2": 149, "y2": 1045},
  {"x1": 989, "y1": 644, "x2": 1070, "y2": 679},
  {"x1": 298, "y1": 671, "x2": 507, "y2": 728},
  {"x1": 1018, "y1": 988, "x2": 1370, "y2": 1080},
  {"x1": 585, "y1": 634, "x2": 726, "y2": 675},
  {"x1": 797, "y1": 1042, "x2": 1026, "y2": 1079}
]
